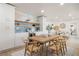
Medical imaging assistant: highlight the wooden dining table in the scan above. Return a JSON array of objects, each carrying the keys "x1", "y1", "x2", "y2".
[
  {"x1": 29, "y1": 35, "x2": 61, "y2": 55},
  {"x1": 29, "y1": 35, "x2": 60, "y2": 43}
]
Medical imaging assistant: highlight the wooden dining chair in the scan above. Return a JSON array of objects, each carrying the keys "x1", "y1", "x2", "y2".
[
  {"x1": 55, "y1": 36, "x2": 68, "y2": 55},
  {"x1": 58, "y1": 36, "x2": 68, "y2": 54},
  {"x1": 24, "y1": 40, "x2": 42, "y2": 56},
  {"x1": 48, "y1": 36, "x2": 66, "y2": 56}
]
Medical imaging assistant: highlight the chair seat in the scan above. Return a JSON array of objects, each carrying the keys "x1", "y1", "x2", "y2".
[
  {"x1": 48, "y1": 44, "x2": 60, "y2": 51},
  {"x1": 27, "y1": 44, "x2": 40, "y2": 52}
]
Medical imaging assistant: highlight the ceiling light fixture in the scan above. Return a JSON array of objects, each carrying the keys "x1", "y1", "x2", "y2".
[
  {"x1": 41, "y1": 10, "x2": 44, "y2": 13},
  {"x1": 72, "y1": 17, "x2": 74, "y2": 19},
  {"x1": 56, "y1": 16, "x2": 58, "y2": 19},
  {"x1": 68, "y1": 13, "x2": 72, "y2": 16},
  {"x1": 60, "y1": 3, "x2": 64, "y2": 5}
]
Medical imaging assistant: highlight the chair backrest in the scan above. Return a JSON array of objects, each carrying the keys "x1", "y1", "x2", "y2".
[{"x1": 29, "y1": 33, "x2": 36, "y2": 37}]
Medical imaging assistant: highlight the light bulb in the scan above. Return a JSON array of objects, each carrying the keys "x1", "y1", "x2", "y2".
[
  {"x1": 41, "y1": 10, "x2": 44, "y2": 13},
  {"x1": 60, "y1": 3, "x2": 64, "y2": 5},
  {"x1": 68, "y1": 13, "x2": 72, "y2": 16}
]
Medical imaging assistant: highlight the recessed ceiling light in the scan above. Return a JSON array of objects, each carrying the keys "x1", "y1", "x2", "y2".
[
  {"x1": 68, "y1": 13, "x2": 72, "y2": 16},
  {"x1": 60, "y1": 3, "x2": 64, "y2": 5},
  {"x1": 72, "y1": 17, "x2": 75, "y2": 19},
  {"x1": 41, "y1": 10, "x2": 44, "y2": 13},
  {"x1": 56, "y1": 16, "x2": 58, "y2": 19}
]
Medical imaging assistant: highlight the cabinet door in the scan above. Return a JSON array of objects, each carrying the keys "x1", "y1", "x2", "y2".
[
  {"x1": 0, "y1": 4, "x2": 15, "y2": 51},
  {"x1": 15, "y1": 33, "x2": 28, "y2": 47}
]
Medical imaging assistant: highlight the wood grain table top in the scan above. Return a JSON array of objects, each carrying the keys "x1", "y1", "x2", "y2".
[{"x1": 29, "y1": 35, "x2": 60, "y2": 43}]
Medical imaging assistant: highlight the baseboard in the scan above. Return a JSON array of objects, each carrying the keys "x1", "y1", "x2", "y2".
[{"x1": 0, "y1": 45, "x2": 25, "y2": 54}]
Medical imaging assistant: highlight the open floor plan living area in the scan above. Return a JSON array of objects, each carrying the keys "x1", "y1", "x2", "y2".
[{"x1": 0, "y1": 3, "x2": 79, "y2": 56}]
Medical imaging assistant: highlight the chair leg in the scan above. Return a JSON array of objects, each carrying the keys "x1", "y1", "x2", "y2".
[
  {"x1": 64, "y1": 42, "x2": 67, "y2": 52},
  {"x1": 24, "y1": 48, "x2": 27, "y2": 56},
  {"x1": 56, "y1": 50, "x2": 59, "y2": 56},
  {"x1": 60, "y1": 48, "x2": 63, "y2": 56},
  {"x1": 30, "y1": 51, "x2": 33, "y2": 56},
  {"x1": 60, "y1": 42, "x2": 64, "y2": 56},
  {"x1": 62, "y1": 43, "x2": 66, "y2": 55},
  {"x1": 55, "y1": 45, "x2": 59, "y2": 56},
  {"x1": 63, "y1": 41, "x2": 67, "y2": 55},
  {"x1": 41, "y1": 44, "x2": 44, "y2": 55}
]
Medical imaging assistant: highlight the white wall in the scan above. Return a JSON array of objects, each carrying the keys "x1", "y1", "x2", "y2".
[{"x1": 0, "y1": 4, "x2": 15, "y2": 51}]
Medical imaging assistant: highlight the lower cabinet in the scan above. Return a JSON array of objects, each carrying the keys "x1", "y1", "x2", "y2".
[{"x1": 15, "y1": 33, "x2": 29, "y2": 47}]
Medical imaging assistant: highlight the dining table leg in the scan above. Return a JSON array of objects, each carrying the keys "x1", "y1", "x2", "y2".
[
  {"x1": 45, "y1": 43, "x2": 48, "y2": 56},
  {"x1": 40, "y1": 43, "x2": 47, "y2": 56}
]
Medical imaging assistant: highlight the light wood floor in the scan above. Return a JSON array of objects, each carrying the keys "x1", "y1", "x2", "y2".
[{"x1": 0, "y1": 46, "x2": 24, "y2": 56}]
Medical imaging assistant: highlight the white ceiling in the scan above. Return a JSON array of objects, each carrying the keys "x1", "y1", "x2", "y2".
[{"x1": 12, "y1": 3, "x2": 79, "y2": 22}]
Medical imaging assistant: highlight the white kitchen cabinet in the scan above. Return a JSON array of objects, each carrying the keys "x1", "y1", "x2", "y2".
[
  {"x1": 0, "y1": 4, "x2": 15, "y2": 51},
  {"x1": 15, "y1": 33, "x2": 29, "y2": 47}
]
